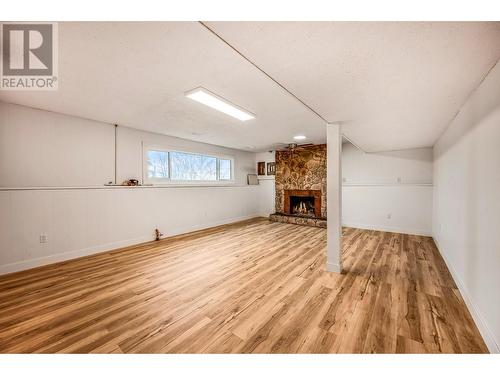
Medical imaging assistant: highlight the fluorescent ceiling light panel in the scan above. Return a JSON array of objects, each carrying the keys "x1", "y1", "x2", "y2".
[
  {"x1": 293, "y1": 135, "x2": 306, "y2": 140},
  {"x1": 185, "y1": 87, "x2": 255, "y2": 121}
]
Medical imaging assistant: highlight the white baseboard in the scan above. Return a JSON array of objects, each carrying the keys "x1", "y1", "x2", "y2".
[
  {"x1": 433, "y1": 236, "x2": 499, "y2": 354},
  {"x1": 165, "y1": 214, "x2": 260, "y2": 238},
  {"x1": 0, "y1": 214, "x2": 260, "y2": 276},
  {"x1": 342, "y1": 222, "x2": 432, "y2": 237},
  {"x1": 0, "y1": 235, "x2": 151, "y2": 276},
  {"x1": 326, "y1": 262, "x2": 342, "y2": 273}
]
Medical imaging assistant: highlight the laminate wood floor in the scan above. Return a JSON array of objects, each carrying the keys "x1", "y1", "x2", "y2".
[{"x1": 0, "y1": 218, "x2": 488, "y2": 353}]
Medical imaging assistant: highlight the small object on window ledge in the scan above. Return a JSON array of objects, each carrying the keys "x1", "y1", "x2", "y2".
[
  {"x1": 155, "y1": 228, "x2": 164, "y2": 241},
  {"x1": 122, "y1": 179, "x2": 140, "y2": 186},
  {"x1": 247, "y1": 174, "x2": 259, "y2": 185}
]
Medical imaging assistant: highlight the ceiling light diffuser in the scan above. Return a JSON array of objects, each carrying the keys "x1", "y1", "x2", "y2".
[
  {"x1": 293, "y1": 135, "x2": 306, "y2": 140},
  {"x1": 185, "y1": 87, "x2": 255, "y2": 121}
]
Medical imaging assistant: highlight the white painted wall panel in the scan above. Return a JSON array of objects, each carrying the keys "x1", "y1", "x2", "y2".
[
  {"x1": 254, "y1": 151, "x2": 275, "y2": 217},
  {"x1": 341, "y1": 142, "x2": 433, "y2": 235},
  {"x1": 342, "y1": 185, "x2": 433, "y2": 236},
  {"x1": 0, "y1": 102, "x2": 115, "y2": 187},
  {"x1": 433, "y1": 61, "x2": 500, "y2": 353},
  {"x1": 342, "y1": 142, "x2": 433, "y2": 185},
  {"x1": 256, "y1": 179, "x2": 275, "y2": 217}
]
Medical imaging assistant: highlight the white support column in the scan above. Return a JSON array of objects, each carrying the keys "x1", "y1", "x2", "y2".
[{"x1": 326, "y1": 123, "x2": 342, "y2": 273}]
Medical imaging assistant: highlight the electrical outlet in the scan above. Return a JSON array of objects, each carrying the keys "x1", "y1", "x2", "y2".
[
  {"x1": 387, "y1": 213, "x2": 391, "y2": 219},
  {"x1": 39, "y1": 234, "x2": 48, "y2": 243}
]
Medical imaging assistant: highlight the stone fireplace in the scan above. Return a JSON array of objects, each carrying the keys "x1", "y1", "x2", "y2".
[{"x1": 269, "y1": 144, "x2": 327, "y2": 227}]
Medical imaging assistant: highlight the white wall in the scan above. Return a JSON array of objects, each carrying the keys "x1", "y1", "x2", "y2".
[
  {"x1": 0, "y1": 102, "x2": 115, "y2": 187},
  {"x1": 342, "y1": 143, "x2": 433, "y2": 184},
  {"x1": 433, "y1": 61, "x2": 500, "y2": 353},
  {"x1": 0, "y1": 103, "x2": 260, "y2": 275},
  {"x1": 254, "y1": 151, "x2": 275, "y2": 217},
  {"x1": 117, "y1": 126, "x2": 255, "y2": 186},
  {"x1": 342, "y1": 142, "x2": 433, "y2": 235}
]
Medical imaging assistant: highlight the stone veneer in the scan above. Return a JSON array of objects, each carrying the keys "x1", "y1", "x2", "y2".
[
  {"x1": 274, "y1": 144, "x2": 327, "y2": 218},
  {"x1": 269, "y1": 213, "x2": 327, "y2": 228}
]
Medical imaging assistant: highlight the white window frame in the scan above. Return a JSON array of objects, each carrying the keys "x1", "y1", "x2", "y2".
[
  {"x1": 143, "y1": 145, "x2": 235, "y2": 185},
  {"x1": 217, "y1": 157, "x2": 233, "y2": 181}
]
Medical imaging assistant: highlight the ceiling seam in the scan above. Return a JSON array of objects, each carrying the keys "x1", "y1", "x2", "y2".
[
  {"x1": 341, "y1": 134, "x2": 366, "y2": 152},
  {"x1": 199, "y1": 22, "x2": 370, "y2": 153},
  {"x1": 432, "y1": 56, "x2": 500, "y2": 148},
  {"x1": 198, "y1": 21, "x2": 331, "y2": 125}
]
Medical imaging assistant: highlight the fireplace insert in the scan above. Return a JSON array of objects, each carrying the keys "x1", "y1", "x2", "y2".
[
  {"x1": 290, "y1": 196, "x2": 315, "y2": 217},
  {"x1": 283, "y1": 189, "x2": 322, "y2": 218}
]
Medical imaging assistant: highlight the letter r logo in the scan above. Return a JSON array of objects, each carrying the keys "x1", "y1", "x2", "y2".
[{"x1": 2, "y1": 24, "x2": 53, "y2": 76}]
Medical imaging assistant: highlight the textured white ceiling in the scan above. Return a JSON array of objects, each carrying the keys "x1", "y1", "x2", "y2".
[
  {"x1": 0, "y1": 22, "x2": 326, "y2": 152},
  {"x1": 1, "y1": 22, "x2": 499, "y2": 152},
  {"x1": 206, "y1": 22, "x2": 500, "y2": 151}
]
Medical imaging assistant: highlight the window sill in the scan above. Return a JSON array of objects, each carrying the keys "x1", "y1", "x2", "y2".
[{"x1": 145, "y1": 180, "x2": 236, "y2": 187}]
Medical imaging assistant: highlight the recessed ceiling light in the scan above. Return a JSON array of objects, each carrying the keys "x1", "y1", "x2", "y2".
[
  {"x1": 293, "y1": 135, "x2": 306, "y2": 141},
  {"x1": 185, "y1": 87, "x2": 255, "y2": 122}
]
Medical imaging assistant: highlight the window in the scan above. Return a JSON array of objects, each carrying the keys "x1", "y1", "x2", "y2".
[
  {"x1": 144, "y1": 147, "x2": 233, "y2": 184},
  {"x1": 146, "y1": 150, "x2": 169, "y2": 181},
  {"x1": 219, "y1": 158, "x2": 231, "y2": 180},
  {"x1": 171, "y1": 151, "x2": 217, "y2": 181}
]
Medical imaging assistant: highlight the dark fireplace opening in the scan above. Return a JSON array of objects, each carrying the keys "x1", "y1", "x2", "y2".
[
  {"x1": 283, "y1": 189, "x2": 322, "y2": 218},
  {"x1": 290, "y1": 196, "x2": 316, "y2": 217}
]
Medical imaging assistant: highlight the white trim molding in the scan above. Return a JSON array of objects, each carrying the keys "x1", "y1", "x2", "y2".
[
  {"x1": 342, "y1": 222, "x2": 432, "y2": 237},
  {"x1": 343, "y1": 183, "x2": 433, "y2": 187},
  {"x1": 0, "y1": 235, "x2": 151, "y2": 276}
]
